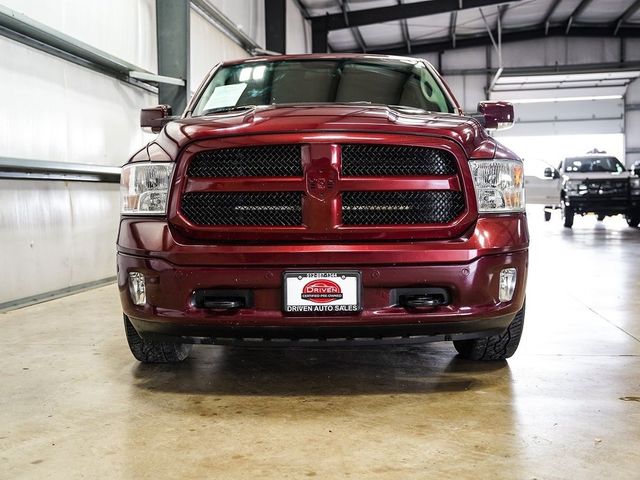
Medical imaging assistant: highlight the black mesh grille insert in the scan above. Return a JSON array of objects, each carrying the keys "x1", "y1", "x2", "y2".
[
  {"x1": 181, "y1": 192, "x2": 303, "y2": 226},
  {"x1": 342, "y1": 145, "x2": 457, "y2": 176},
  {"x1": 342, "y1": 191, "x2": 465, "y2": 225},
  {"x1": 187, "y1": 145, "x2": 302, "y2": 177}
]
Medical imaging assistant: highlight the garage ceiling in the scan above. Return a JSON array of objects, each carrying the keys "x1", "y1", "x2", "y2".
[{"x1": 297, "y1": 0, "x2": 640, "y2": 54}]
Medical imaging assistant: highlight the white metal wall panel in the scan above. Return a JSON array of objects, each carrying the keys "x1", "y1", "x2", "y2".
[
  {"x1": 189, "y1": 9, "x2": 250, "y2": 93},
  {"x1": 0, "y1": 36, "x2": 156, "y2": 166},
  {"x1": 625, "y1": 78, "x2": 640, "y2": 165},
  {"x1": 208, "y1": 0, "x2": 265, "y2": 48},
  {"x1": 441, "y1": 46, "x2": 486, "y2": 70},
  {"x1": 0, "y1": 181, "x2": 119, "y2": 305},
  {"x1": 496, "y1": 37, "x2": 622, "y2": 70},
  {"x1": 0, "y1": 0, "x2": 157, "y2": 72},
  {"x1": 0, "y1": 21, "x2": 155, "y2": 304},
  {"x1": 286, "y1": 0, "x2": 310, "y2": 54},
  {"x1": 442, "y1": 74, "x2": 487, "y2": 112}
]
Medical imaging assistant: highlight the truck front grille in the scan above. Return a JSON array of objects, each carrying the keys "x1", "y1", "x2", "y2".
[
  {"x1": 342, "y1": 144, "x2": 457, "y2": 176},
  {"x1": 187, "y1": 145, "x2": 302, "y2": 177},
  {"x1": 583, "y1": 180, "x2": 629, "y2": 196},
  {"x1": 342, "y1": 191, "x2": 465, "y2": 225},
  {"x1": 177, "y1": 141, "x2": 470, "y2": 239},
  {"x1": 181, "y1": 192, "x2": 303, "y2": 226}
]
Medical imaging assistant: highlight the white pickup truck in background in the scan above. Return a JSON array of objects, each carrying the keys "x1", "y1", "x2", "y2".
[{"x1": 525, "y1": 155, "x2": 640, "y2": 228}]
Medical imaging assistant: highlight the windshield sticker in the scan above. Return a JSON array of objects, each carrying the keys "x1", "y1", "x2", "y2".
[{"x1": 204, "y1": 83, "x2": 247, "y2": 110}]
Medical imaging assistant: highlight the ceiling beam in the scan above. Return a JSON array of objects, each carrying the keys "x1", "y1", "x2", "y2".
[
  {"x1": 292, "y1": 0, "x2": 311, "y2": 18},
  {"x1": 614, "y1": 0, "x2": 640, "y2": 35},
  {"x1": 565, "y1": 0, "x2": 594, "y2": 34},
  {"x1": 361, "y1": 24, "x2": 640, "y2": 56},
  {"x1": 499, "y1": 3, "x2": 509, "y2": 23},
  {"x1": 336, "y1": 0, "x2": 367, "y2": 52},
  {"x1": 398, "y1": 0, "x2": 412, "y2": 54},
  {"x1": 449, "y1": 11, "x2": 457, "y2": 48},
  {"x1": 310, "y1": 0, "x2": 521, "y2": 31},
  {"x1": 542, "y1": 0, "x2": 562, "y2": 34}
]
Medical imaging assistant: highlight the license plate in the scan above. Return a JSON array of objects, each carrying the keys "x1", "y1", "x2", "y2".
[{"x1": 283, "y1": 271, "x2": 361, "y2": 313}]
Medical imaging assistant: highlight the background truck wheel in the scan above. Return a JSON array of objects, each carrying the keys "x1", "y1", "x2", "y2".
[
  {"x1": 124, "y1": 314, "x2": 192, "y2": 363},
  {"x1": 453, "y1": 305, "x2": 525, "y2": 361},
  {"x1": 627, "y1": 215, "x2": 640, "y2": 228},
  {"x1": 544, "y1": 210, "x2": 551, "y2": 221},
  {"x1": 597, "y1": 214, "x2": 606, "y2": 221},
  {"x1": 563, "y1": 206, "x2": 574, "y2": 228}
]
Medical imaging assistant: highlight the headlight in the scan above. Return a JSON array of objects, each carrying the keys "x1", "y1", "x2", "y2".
[
  {"x1": 120, "y1": 162, "x2": 174, "y2": 215},
  {"x1": 564, "y1": 180, "x2": 574, "y2": 192},
  {"x1": 469, "y1": 159, "x2": 525, "y2": 213},
  {"x1": 631, "y1": 178, "x2": 640, "y2": 189},
  {"x1": 565, "y1": 180, "x2": 583, "y2": 194}
]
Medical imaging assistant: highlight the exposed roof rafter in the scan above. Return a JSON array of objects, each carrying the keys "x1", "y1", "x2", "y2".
[
  {"x1": 543, "y1": 0, "x2": 563, "y2": 35},
  {"x1": 336, "y1": 0, "x2": 367, "y2": 52},
  {"x1": 449, "y1": 10, "x2": 458, "y2": 48},
  {"x1": 614, "y1": 0, "x2": 640, "y2": 35},
  {"x1": 398, "y1": 0, "x2": 412, "y2": 54},
  {"x1": 310, "y1": 0, "x2": 522, "y2": 31},
  {"x1": 292, "y1": 0, "x2": 311, "y2": 19},
  {"x1": 360, "y1": 24, "x2": 640, "y2": 56},
  {"x1": 566, "y1": 0, "x2": 594, "y2": 34}
]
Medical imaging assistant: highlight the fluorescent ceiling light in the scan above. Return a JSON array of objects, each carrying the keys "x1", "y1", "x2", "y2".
[{"x1": 507, "y1": 95, "x2": 623, "y2": 104}]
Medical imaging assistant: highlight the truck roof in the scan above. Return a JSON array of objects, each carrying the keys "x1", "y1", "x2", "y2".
[{"x1": 219, "y1": 53, "x2": 429, "y2": 68}]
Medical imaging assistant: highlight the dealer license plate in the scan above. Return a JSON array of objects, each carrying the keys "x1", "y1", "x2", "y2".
[{"x1": 283, "y1": 271, "x2": 361, "y2": 313}]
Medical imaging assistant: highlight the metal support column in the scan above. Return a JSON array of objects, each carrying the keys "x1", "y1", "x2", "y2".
[
  {"x1": 156, "y1": 0, "x2": 190, "y2": 113},
  {"x1": 311, "y1": 18, "x2": 328, "y2": 53},
  {"x1": 265, "y1": 0, "x2": 286, "y2": 54}
]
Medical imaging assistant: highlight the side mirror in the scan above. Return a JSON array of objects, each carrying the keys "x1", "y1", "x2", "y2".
[
  {"x1": 478, "y1": 101, "x2": 515, "y2": 131},
  {"x1": 140, "y1": 104, "x2": 172, "y2": 133},
  {"x1": 544, "y1": 167, "x2": 560, "y2": 179},
  {"x1": 632, "y1": 161, "x2": 640, "y2": 176}
]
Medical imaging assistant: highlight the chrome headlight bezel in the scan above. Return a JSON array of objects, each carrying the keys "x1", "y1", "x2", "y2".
[
  {"x1": 468, "y1": 159, "x2": 525, "y2": 213},
  {"x1": 120, "y1": 162, "x2": 175, "y2": 215}
]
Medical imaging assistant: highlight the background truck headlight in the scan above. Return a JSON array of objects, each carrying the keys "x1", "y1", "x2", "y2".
[{"x1": 120, "y1": 162, "x2": 174, "y2": 215}]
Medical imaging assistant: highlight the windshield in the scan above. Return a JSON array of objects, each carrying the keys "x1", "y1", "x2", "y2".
[
  {"x1": 191, "y1": 59, "x2": 455, "y2": 116},
  {"x1": 564, "y1": 156, "x2": 625, "y2": 173}
]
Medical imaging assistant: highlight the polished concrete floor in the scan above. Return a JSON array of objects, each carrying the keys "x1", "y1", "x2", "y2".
[{"x1": 1, "y1": 207, "x2": 640, "y2": 479}]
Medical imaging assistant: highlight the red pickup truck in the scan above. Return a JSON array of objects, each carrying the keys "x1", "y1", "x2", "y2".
[{"x1": 118, "y1": 54, "x2": 528, "y2": 363}]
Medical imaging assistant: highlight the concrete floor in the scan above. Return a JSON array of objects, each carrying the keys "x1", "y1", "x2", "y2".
[{"x1": 1, "y1": 206, "x2": 639, "y2": 479}]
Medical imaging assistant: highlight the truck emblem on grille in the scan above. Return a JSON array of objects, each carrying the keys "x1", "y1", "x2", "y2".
[{"x1": 306, "y1": 167, "x2": 338, "y2": 200}]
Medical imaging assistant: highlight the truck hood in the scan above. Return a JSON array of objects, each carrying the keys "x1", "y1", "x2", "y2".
[{"x1": 148, "y1": 104, "x2": 516, "y2": 161}]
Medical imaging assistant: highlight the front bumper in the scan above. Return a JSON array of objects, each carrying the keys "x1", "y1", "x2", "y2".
[
  {"x1": 565, "y1": 195, "x2": 640, "y2": 214},
  {"x1": 117, "y1": 214, "x2": 529, "y2": 342}
]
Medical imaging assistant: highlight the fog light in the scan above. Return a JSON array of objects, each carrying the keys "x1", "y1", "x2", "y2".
[
  {"x1": 128, "y1": 272, "x2": 146, "y2": 305},
  {"x1": 499, "y1": 268, "x2": 517, "y2": 302}
]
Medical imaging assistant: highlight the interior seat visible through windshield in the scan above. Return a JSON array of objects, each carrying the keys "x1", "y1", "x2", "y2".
[{"x1": 191, "y1": 58, "x2": 454, "y2": 116}]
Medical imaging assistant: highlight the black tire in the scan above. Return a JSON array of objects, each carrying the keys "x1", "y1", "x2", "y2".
[
  {"x1": 544, "y1": 210, "x2": 551, "y2": 222},
  {"x1": 453, "y1": 306, "x2": 525, "y2": 361},
  {"x1": 124, "y1": 314, "x2": 192, "y2": 363},
  {"x1": 597, "y1": 214, "x2": 606, "y2": 221},
  {"x1": 627, "y1": 215, "x2": 640, "y2": 228},
  {"x1": 563, "y1": 206, "x2": 574, "y2": 228}
]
